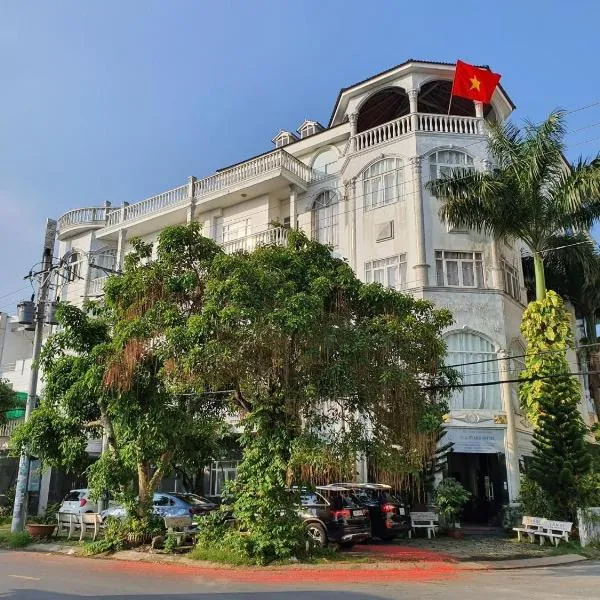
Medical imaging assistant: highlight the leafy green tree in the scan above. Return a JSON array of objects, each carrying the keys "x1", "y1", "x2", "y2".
[
  {"x1": 11, "y1": 224, "x2": 226, "y2": 517},
  {"x1": 427, "y1": 110, "x2": 600, "y2": 300},
  {"x1": 520, "y1": 291, "x2": 592, "y2": 519},
  {"x1": 0, "y1": 379, "x2": 15, "y2": 425},
  {"x1": 172, "y1": 228, "x2": 455, "y2": 562}
]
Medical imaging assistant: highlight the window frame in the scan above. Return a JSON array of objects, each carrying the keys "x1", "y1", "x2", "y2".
[
  {"x1": 502, "y1": 259, "x2": 521, "y2": 302},
  {"x1": 312, "y1": 190, "x2": 339, "y2": 247},
  {"x1": 435, "y1": 250, "x2": 484, "y2": 288},
  {"x1": 362, "y1": 158, "x2": 403, "y2": 211},
  {"x1": 365, "y1": 254, "x2": 408, "y2": 289}
]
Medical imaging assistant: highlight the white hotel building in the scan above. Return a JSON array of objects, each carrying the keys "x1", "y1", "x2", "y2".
[{"x1": 53, "y1": 60, "x2": 597, "y2": 524}]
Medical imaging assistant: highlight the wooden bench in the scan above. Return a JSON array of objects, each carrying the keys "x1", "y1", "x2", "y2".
[
  {"x1": 79, "y1": 513, "x2": 102, "y2": 541},
  {"x1": 408, "y1": 511, "x2": 439, "y2": 539},
  {"x1": 513, "y1": 516, "x2": 546, "y2": 542},
  {"x1": 56, "y1": 512, "x2": 78, "y2": 540},
  {"x1": 164, "y1": 515, "x2": 197, "y2": 547},
  {"x1": 537, "y1": 520, "x2": 572, "y2": 546}
]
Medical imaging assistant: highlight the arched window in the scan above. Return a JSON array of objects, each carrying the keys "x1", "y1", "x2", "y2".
[
  {"x1": 446, "y1": 332, "x2": 501, "y2": 410},
  {"x1": 429, "y1": 150, "x2": 474, "y2": 181},
  {"x1": 362, "y1": 158, "x2": 403, "y2": 210},
  {"x1": 312, "y1": 148, "x2": 338, "y2": 176},
  {"x1": 312, "y1": 191, "x2": 339, "y2": 247}
]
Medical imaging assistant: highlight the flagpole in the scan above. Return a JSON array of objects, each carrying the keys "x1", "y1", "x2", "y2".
[{"x1": 447, "y1": 95, "x2": 453, "y2": 116}]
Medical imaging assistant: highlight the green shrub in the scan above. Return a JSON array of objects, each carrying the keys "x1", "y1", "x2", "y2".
[
  {"x1": 0, "y1": 531, "x2": 32, "y2": 548},
  {"x1": 434, "y1": 477, "x2": 471, "y2": 527},
  {"x1": 518, "y1": 476, "x2": 555, "y2": 517}
]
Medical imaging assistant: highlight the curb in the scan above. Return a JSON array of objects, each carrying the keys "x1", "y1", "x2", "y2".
[
  {"x1": 23, "y1": 543, "x2": 588, "y2": 572},
  {"x1": 461, "y1": 554, "x2": 588, "y2": 570}
]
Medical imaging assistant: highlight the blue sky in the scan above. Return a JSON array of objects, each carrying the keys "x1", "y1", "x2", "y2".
[{"x1": 1, "y1": 0, "x2": 599, "y2": 305}]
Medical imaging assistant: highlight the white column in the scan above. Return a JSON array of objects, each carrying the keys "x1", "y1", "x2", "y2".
[
  {"x1": 289, "y1": 184, "x2": 297, "y2": 229},
  {"x1": 348, "y1": 178, "x2": 357, "y2": 270},
  {"x1": 186, "y1": 176, "x2": 197, "y2": 223},
  {"x1": 410, "y1": 156, "x2": 429, "y2": 287},
  {"x1": 348, "y1": 112, "x2": 358, "y2": 152},
  {"x1": 116, "y1": 228, "x2": 128, "y2": 271},
  {"x1": 408, "y1": 88, "x2": 419, "y2": 132},
  {"x1": 482, "y1": 159, "x2": 504, "y2": 290},
  {"x1": 499, "y1": 349, "x2": 520, "y2": 503},
  {"x1": 474, "y1": 101, "x2": 485, "y2": 134}
]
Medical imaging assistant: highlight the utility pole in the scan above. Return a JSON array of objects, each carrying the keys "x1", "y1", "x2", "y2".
[{"x1": 11, "y1": 220, "x2": 56, "y2": 532}]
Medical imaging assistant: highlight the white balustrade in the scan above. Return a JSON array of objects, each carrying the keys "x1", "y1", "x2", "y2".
[
  {"x1": 418, "y1": 113, "x2": 480, "y2": 135},
  {"x1": 123, "y1": 184, "x2": 188, "y2": 222},
  {"x1": 194, "y1": 149, "x2": 312, "y2": 197},
  {"x1": 88, "y1": 276, "x2": 108, "y2": 297},
  {"x1": 57, "y1": 206, "x2": 111, "y2": 232},
  {"x1": 220, "y1": 226, "x2": 289, "y2": 254},
  {"x1": 354, "y1": 115, "x2": 412, "y2": 151}
]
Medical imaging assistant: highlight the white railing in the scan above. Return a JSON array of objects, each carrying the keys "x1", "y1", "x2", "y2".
[
  {"x1": 194, "y1": 149, "x2": 312, "y2": 197},
  {"x1": 88, "y1": 276, "x2": 108, "y2": 297},
  {"x1": 58, "y1": 206, "x2": 111, "y2": 232},
  {"x1": 418, "y1": 113, "x2": 481, "y2": 135},
  {"x1": 0, "y1": 362, "x2": 16, "y2": 373},
  {"x1": 355, "y1": 114, "x2": 412, "y2": 151},
  {"x1": 0, "y1": 419, "x2": 22, "y2": 438},
  {"x1": 221, "y1": 226, "x2": 289, "y2": 254}
]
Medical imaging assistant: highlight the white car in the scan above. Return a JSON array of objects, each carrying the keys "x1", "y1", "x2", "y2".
[{"x1": 59, "y1": 489, "x2": 99, "y2": 514}]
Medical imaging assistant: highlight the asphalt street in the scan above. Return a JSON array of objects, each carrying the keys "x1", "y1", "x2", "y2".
[{"x1": 1, "y1": 550, "x2": 599, "y2": 599}]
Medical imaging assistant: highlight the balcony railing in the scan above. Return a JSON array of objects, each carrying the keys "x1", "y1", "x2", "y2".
[
  {"x1": 58, "y1": 206, "x2": 112, "y2": 234},
  {"x1": 0, "y1": 419, "x2": 22, "y2": 438},
  {"x1": 194, "y1": 149, "x2": 313, "y2": 196},
  {"x1": 353, "y1": 112, "x2": 483, "y2": 152},
  {"x1": 221, "y1": 226, "x2": 289, "y2": 254},
  {"x1": 100, "y1": 150, "x2": 314, "y2": 230},
  {"x1": 355, "y1": 114, "x2": 412, "y2": 151},
  {"x1": 88, "y1": 276, "x2": 109, "y2": 297},
  {"x1": 418, "y1": 113, "x2": 481, "y2": 135}
]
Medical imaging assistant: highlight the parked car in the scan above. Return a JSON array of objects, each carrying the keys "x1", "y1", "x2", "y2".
[
  {"x1": 59, "y1": 489, "x2": 100, "y2": 515},
  {"x1": 336, "y1": 483, "x2": 410, "y2": 540},
  {"x1": 100, "y1": 492, "x2": 216, "y2": 521},
  {"x1": 298, "y1": 484, "x2": 371, "y2": 549}
]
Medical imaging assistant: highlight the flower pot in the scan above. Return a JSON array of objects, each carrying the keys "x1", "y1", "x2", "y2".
[
  {"x1": 447, "y1": 528, "x2": 464, "y2": 539},
  {"x1": 25, "y1": 523, "x2": 56, "y2": 540}
]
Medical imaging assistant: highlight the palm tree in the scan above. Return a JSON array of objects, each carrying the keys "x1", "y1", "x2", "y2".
[{"x1": 427, "y1": 110, "x2": 600, "y2": 300}]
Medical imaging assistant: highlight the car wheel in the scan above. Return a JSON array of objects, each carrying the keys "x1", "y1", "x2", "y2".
[{"x1": 306, "y1": 522, "x2": 327, "y2": 548}]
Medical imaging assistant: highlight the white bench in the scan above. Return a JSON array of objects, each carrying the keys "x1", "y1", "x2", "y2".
[
  {"x1": 164, "y1": 515, "x2": 197, "y2": 547},
  {"x1": 56, "y1": 512, "x2": 78, "y2": 539},
  {"x1": 513, "y1": 516, "x2": 546, "y2": 542},
  {"x1": 537, "y1": 520, "x2": 572, "y2": 546},
  {"x1": 409, "y1": 511, "x2": 439, "y2": 539},
  {"x1": 79, "y1": 513, "x2": 102, "y2": 541}
]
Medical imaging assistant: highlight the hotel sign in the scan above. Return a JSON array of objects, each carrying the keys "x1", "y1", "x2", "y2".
[{"x1": 444, "y1": 427, "x2": 505, "y2": 454}]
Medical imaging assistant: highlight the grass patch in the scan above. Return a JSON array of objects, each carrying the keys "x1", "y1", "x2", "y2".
[
  {"x1": 0, "y1": 530, "x2": 31, "y2": 549},
  {"x1": 189, "y1": 545, "x2": 257, "y2": 566},
  {"x1": 547, "y1": 541, "x2": 600, "y2": 559}
]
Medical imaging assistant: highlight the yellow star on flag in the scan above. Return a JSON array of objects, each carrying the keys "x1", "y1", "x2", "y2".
[{"x1": 469, "y1": 76, "x2": 481, "y2": 91}]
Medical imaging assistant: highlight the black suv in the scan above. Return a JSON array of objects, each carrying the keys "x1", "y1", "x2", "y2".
[
  {"x1": 337, "y1": 483, "x2": 410, "y2": 541},
  {"x1": 295, "y1": 485, "x2": 371, "y2": 548}
]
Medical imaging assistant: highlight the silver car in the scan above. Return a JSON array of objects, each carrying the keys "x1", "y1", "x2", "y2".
[{"x1": 100, "y1": 492, "x2": 216, "y2": 521}]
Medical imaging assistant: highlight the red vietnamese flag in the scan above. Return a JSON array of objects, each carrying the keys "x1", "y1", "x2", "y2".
[{"x1": 451, "y1": 60, "x2": 501, "y2": 104}]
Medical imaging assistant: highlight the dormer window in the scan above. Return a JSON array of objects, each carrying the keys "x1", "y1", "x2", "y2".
[
  {"x1": 272, "y1": 130, "x2": 298, "y2": 148},
  {"x1": 297, "y1": 120, "x2": 324, "y2": 139}
]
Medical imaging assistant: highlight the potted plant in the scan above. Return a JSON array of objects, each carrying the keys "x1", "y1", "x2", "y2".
[
  {"x1": 433, "y1": 478, "x2": 471, "y2": 538},
  {"x1": 25, "y1": 503, "x2": 61, "y2": 540}
]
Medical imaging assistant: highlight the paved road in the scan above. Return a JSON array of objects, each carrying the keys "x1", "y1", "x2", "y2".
[{"x1": 1, "y1": 550, "x2": 599, "y2": 599}]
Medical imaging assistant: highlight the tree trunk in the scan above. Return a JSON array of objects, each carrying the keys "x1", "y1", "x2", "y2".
[
  {"x1": 533, "y1": 252, "x2": 547, "y2": 301},
  {"x1": 137, "y1": 462, "x2": 151, "y2": 518},
  {"x1": 585, "y1": 313, "x2": 598, "y2": 344}
]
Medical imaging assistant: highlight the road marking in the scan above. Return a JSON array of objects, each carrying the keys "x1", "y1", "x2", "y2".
[{"x1": 9, "y1": 575, "x2": 41, "y2": 581}]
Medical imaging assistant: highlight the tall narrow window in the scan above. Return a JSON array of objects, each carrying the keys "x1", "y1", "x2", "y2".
[
  {"x1": 66, "y1": 252, "x2": 81, "y2": 282},
  {"x1": 312, "y1": 191, "x2": 339, "y2": 246},
  {"x1": 435, "y1": 250, "x2": 484, "y2": 288},
  {"x1": 362, "y1": 158, "x2": 403, "y2": 210},
  {"x1": 365, "y1": 254, "x2": 407, "y2": 289},
  {"x1": 502, "y1": 260, "x2": 521, "y2": 302},
  {"x1": 446, "y1": 332, "x2": 500, "y2": 410}
]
